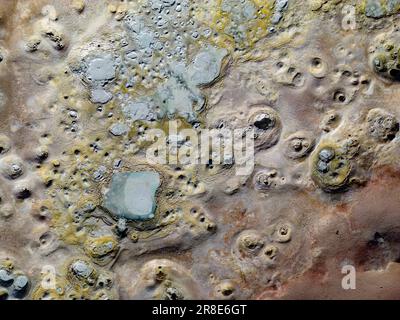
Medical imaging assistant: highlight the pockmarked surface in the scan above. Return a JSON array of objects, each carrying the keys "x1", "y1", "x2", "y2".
[{"x1": 0, "y1": 0, "x2": 400, "y2": 300}]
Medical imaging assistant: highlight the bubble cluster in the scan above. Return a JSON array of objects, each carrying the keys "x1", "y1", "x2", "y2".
[{"x1": 0, "y1": 259, "x2": 30, "y2": 300}]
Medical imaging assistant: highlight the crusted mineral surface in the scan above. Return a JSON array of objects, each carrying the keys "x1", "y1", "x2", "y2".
[{"x1": 0, "y1": 0, "x2": 400, "y2": 300}]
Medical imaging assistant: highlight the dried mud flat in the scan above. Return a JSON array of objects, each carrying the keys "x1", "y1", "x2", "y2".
[{"x1": 0, "y1": 0, "x2": 400, "y2": 300}]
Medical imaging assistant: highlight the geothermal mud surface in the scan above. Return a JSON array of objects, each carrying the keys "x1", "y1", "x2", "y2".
[{"x1": 0, "y1": 0, "x2": 400, "y2": 300}]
